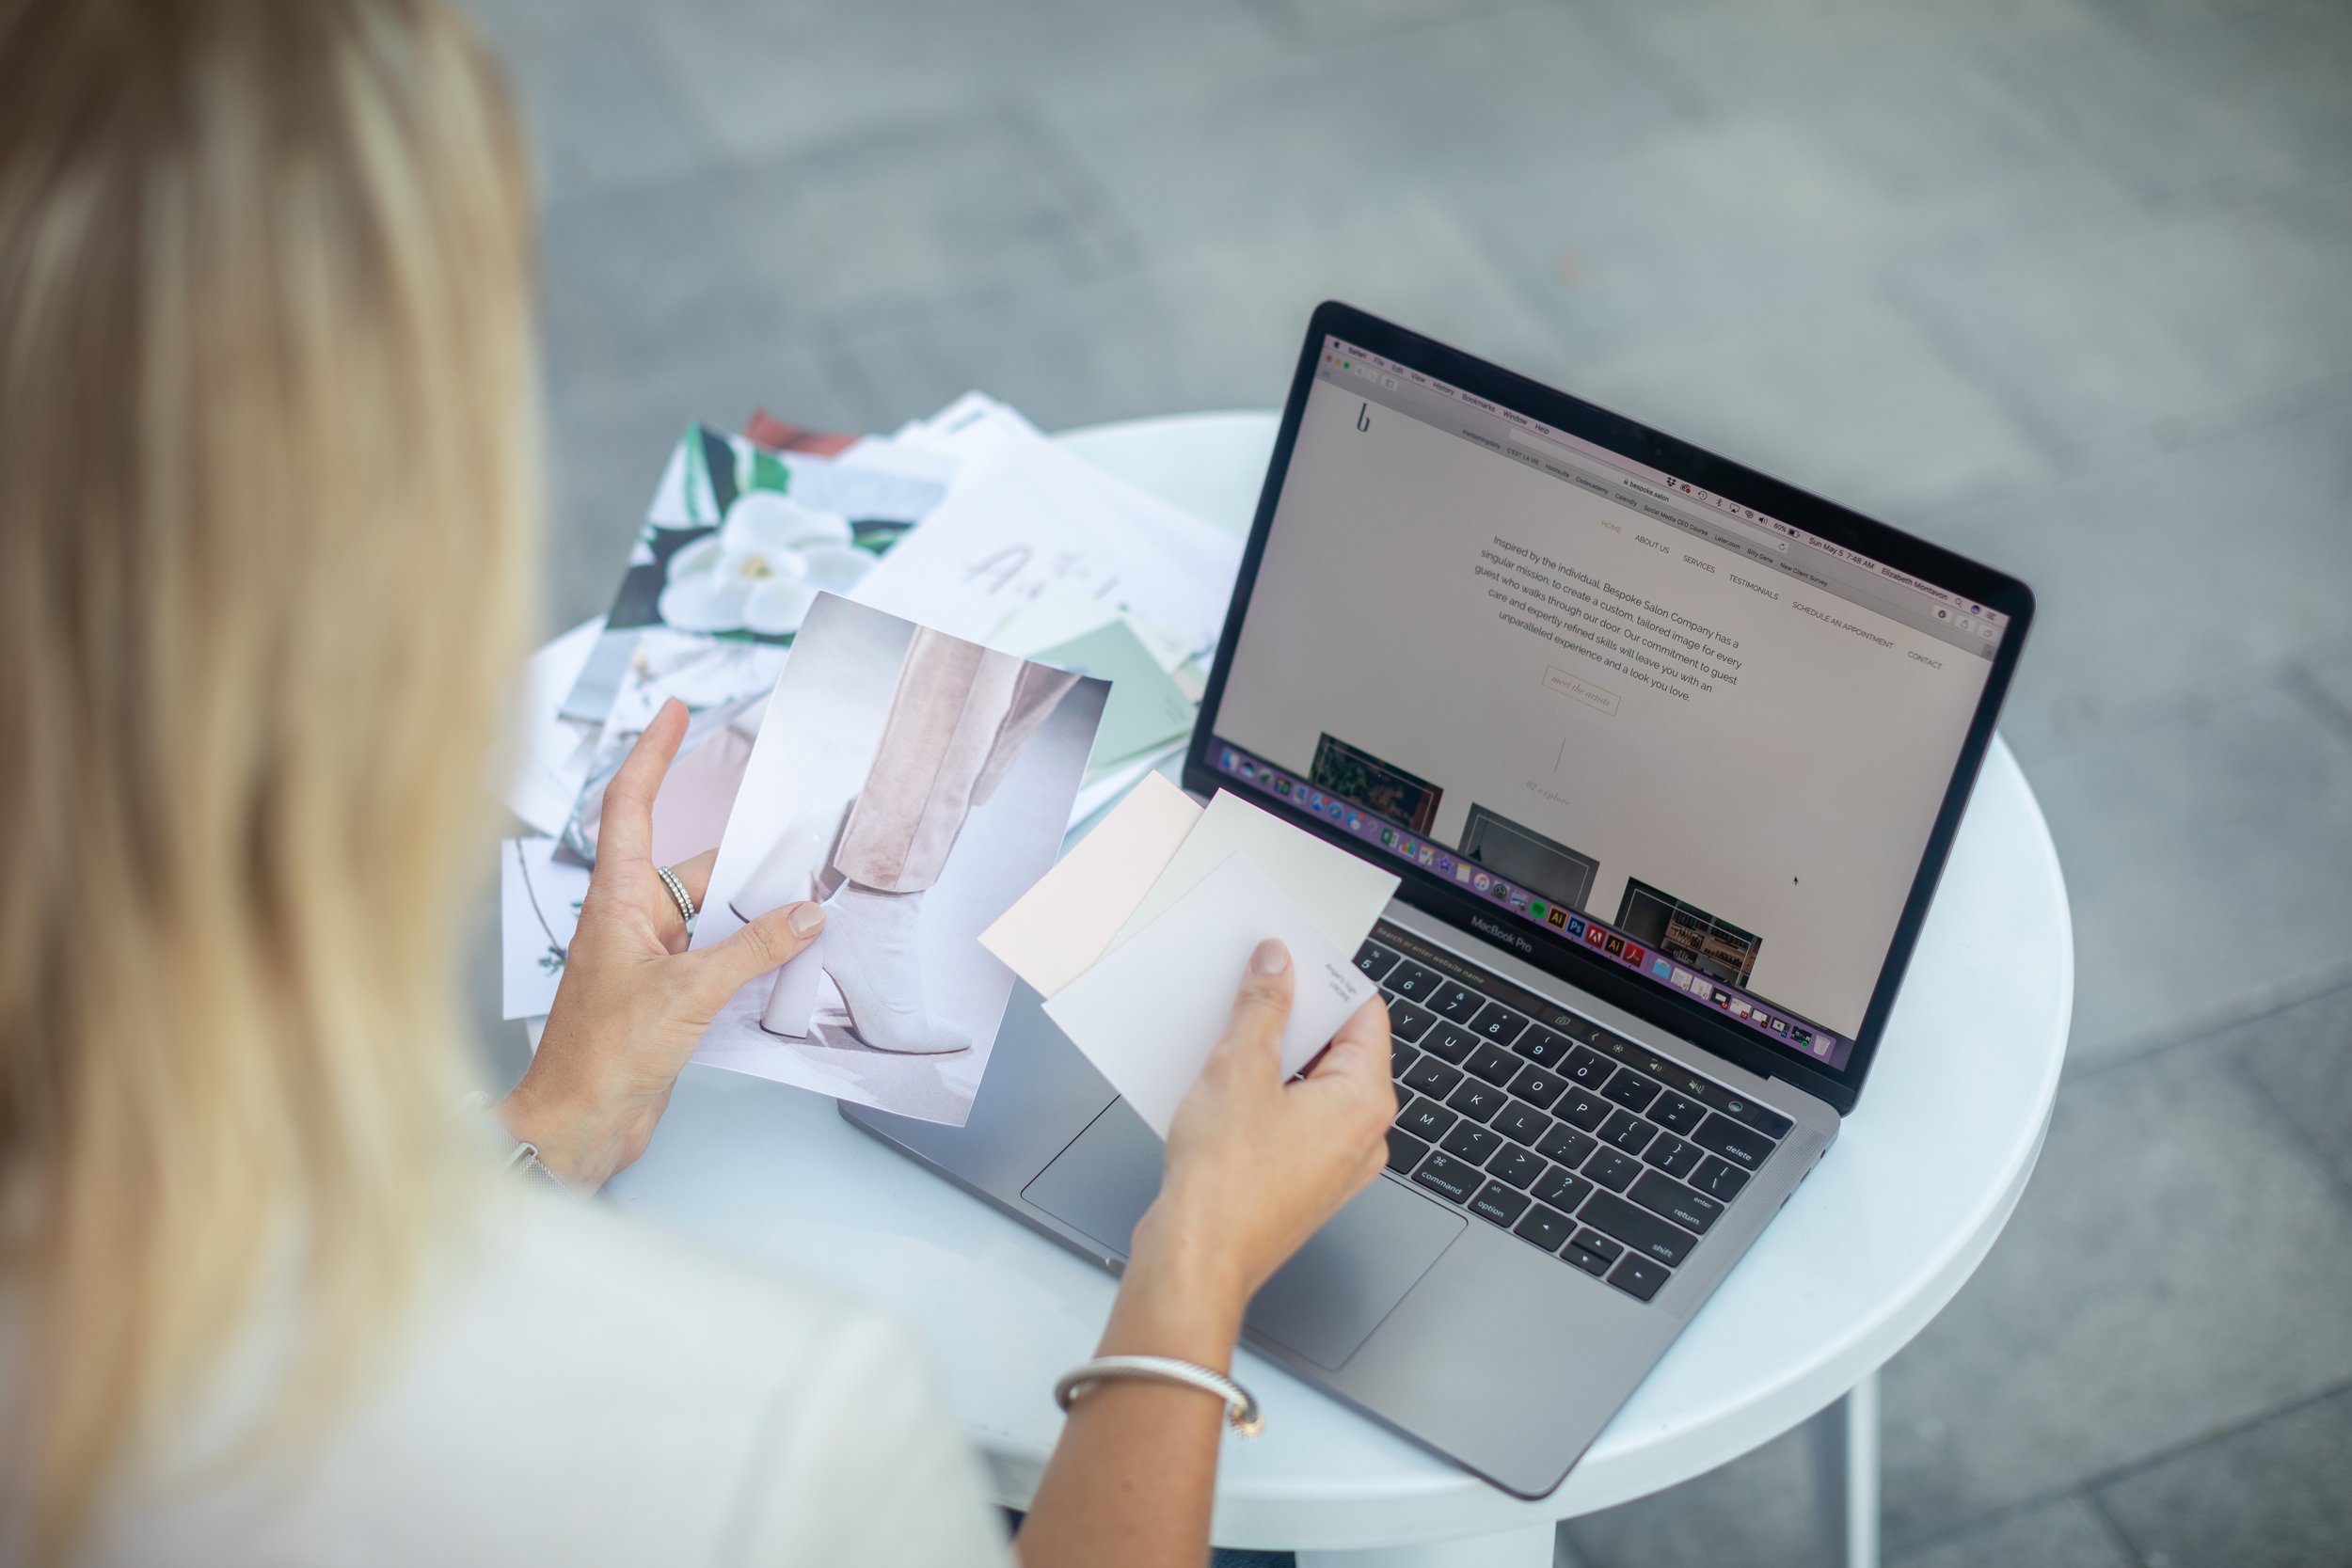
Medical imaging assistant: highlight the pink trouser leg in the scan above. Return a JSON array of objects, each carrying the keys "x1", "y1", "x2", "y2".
[
  {"x1": 831, "y1": 627, "x2": 1079, "y2": 893},
  {"x1": 761, "y1": 627, "x2": 1075, "y2": 1049}
]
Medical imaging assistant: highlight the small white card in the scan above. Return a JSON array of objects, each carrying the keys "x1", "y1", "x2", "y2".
[
  {"x1": 1112, "y1": 788, "x2": 1400, "y2": 955},
  {"x1": 1044, "y1": 852, "x2": 1375, "y2": 1138}
]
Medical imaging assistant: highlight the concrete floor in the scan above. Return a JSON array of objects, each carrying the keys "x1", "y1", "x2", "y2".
[{"x1": 461, "y1": 1, "x2": 2352, "y2": 1562}]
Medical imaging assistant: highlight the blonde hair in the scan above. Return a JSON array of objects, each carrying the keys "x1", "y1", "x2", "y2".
[{"x1": 0, "y1": 0, "x2": 538, "y2": 1555}]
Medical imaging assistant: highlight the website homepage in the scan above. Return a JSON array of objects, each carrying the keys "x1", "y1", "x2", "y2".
[{"x1": 1208, "y1": 339, "x2": 2009, "y2": 1068}]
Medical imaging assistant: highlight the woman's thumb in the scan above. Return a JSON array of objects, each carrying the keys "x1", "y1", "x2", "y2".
[
  {"x1": 1209, "y1": 939, "x2": 1295, "y2": 1072},
  {"x1": 690, "y1": 900, "x2": 826, "y2": 1004}
]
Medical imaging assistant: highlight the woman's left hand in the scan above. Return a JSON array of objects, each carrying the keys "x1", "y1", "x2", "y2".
[{"x1": 498, "y1": 699, "x2": 825, "y2": 1191}]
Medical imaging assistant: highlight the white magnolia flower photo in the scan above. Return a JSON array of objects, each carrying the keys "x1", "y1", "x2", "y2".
[{"x1": 656, "y1": 488, "x2": 876, "y2": 637}]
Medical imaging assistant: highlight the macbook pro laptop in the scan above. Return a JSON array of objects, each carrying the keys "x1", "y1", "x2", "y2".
[{"x1": 845, "y1": 301, "x2": 2034, "y2": 1498}]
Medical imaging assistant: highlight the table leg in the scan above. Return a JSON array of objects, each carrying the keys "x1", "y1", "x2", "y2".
[
  {"x1": 1295, "y1": 1519, "x2": 1557, "y2": 1568},
  {"x1": 1808, "y1": 1370, "x2": 1882, "y2": 1568}
]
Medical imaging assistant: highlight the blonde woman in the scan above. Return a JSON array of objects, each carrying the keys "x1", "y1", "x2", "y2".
[{"x1": 0, "y1": 2, "x2": 1396, "y2": 1565}]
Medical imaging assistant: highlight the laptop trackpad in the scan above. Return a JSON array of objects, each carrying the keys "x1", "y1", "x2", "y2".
[{"x1": 1023, "y1": 1101, "x2": 1466, "y2": 1370}]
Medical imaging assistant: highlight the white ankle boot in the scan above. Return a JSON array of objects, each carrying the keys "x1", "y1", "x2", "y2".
[
  {"x1": 731, "y1": 800, "x2": 849, "y2": 1044},
  {"x1": 761, "y1": 882, "x2": 970, "y2": 1054}
]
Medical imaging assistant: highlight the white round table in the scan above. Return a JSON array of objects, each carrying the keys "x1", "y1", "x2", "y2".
[{"x1": 595, "y1": 412, "x2": 2075, "y2": 1567}]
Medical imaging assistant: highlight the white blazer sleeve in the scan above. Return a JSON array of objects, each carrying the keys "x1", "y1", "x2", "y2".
[{"x1": 716, "y1": 1308, "x2": 1014, "y2": 1568}]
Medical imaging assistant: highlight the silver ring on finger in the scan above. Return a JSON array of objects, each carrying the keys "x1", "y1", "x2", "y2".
[{"x1": 654, "y1": 864, "x2": 698, "y2": 934}]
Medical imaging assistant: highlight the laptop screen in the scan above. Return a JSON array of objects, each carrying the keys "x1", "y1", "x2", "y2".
[{"x1": 1197, "y1": 327, "x2": 2021, "y2": 1075}]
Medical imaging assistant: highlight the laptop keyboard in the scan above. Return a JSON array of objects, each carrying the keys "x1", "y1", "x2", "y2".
[{"x1": 1357, "y1": 924, "x2": 1793, "y2": 1305}]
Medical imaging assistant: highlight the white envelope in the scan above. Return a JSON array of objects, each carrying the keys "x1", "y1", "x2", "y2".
[
  {"x1": 1112, "y1": 788, "x2": 1399, "y2": 955},
  {"x1": 978, "y1": 772, "x2": 1203, "y2": 998},
  {"x1": 1044, "y1": 852, "x2": 1375, "y2": 1138}
]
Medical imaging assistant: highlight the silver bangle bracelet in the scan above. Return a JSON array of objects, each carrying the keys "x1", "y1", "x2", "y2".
[
  {"x1": 453, "y1": 1089, "x2": 569, "y2": 1193},
  {"x1": 1054, "y1": 1354, "x2": 1263, "y2": 1437}
]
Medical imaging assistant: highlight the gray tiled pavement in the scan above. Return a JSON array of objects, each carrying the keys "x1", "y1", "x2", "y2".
[{"x1": 464, "y1": 1, "x2": 2352, "y2": 1562}]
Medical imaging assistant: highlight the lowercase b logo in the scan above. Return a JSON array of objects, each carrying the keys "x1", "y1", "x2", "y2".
[{"x1": 1357, "y1": 401, "x2": 1370, "y2": 432}]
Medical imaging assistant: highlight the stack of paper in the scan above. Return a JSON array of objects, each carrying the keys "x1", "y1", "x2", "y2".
[
  {"x1": 500, "y1": 393, "x2": 1237, "y2": 847},
  {"x1": 981, "y1": 780, "x2": 1400, "y2": 1136},
  {"x1": 495, "y1": 392, "x2": 1246, "y2": 1024}
]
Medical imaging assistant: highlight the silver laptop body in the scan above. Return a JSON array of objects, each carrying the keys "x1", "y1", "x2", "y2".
[{"x1": 846, "y1": 302, "x2": 2031, "y2": 1497}]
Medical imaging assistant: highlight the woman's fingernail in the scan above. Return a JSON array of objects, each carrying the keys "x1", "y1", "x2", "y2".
[
  {"x1": 1250, "y1": 938, "x2": 1290, "y2": 975},
  {"x1": 788, "y1": 902, "x2": 826, "y2": 937}
]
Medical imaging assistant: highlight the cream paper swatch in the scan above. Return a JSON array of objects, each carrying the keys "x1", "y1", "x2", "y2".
[{"x1": 977, "y1": 772, "x2": 1202, "y2": 998}]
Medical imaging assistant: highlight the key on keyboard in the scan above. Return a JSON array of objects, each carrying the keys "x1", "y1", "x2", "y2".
[
  {"x1": 1395, "y1": 1096, "x2": 1457, "y2": 1145},
  {"x1": 1534, "y1": 1123, "x2": 1597, "y2": 1168},
  {"x1": 1445, "y1": 1079, "x2": 1508, "y2": 1123},
  {"x1": 1401, "y1": 1055, "x2": 1460, "y2": 1099},
  {"x1": 1487, "y1": 1145, "x2": 1544, "y2": 1190},
  {"x1": 1386, "y1": 998, "x2": 1437, "y2": 1042},
  {"x1": 1467, "y1": 1001, "x2": 1528, "y2": 1047},
  {"x1": 1491, "y1": 1102, "x2": 1550, "y2": 1147},
  {"x1": 1464, "y1": 1042, "x2": 1519, "y2": 1085},
  {"x1": 1554, "y1": 1087, "x2": 1610, "y2": 1132},
  {"x1": 1513, "y1": 1204, "x2": 1578, "y2": 1253},
  {"x1": 1532, "y1": 1166, "x2": 1593, "y2": 1213},
  {"x1": 1515, "y1": 1026, "x2": 1571, "y2": 1068},
  {"x1": 1428, "y1": 981, "x2": 1483, "y2": 1021},
  {"x1": 1421, "y1": 1020, "x2": 1478, "y2": 1063},
  {"x1": 1439, "y1": 1122, "x2": 1502, "y2": 1165},
  {"x1": 1386, "y1": 961, "x2": 1444, "y2": 1006}
]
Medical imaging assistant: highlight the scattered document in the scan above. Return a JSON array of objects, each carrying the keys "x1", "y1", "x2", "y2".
[
  {"x1": 564, "y1": 696, "x2": 760, "y2": 868},
  {"x1": 979, "y1": 772, "x2": 1203, "y2": 998},
  {"x1": 872, "y1": 390, "x2": 1045, "y2": 465},
  {"x1": 993, "y1": 583, "x2": 1199, "y2": 679},
  {"x1": 989, "y1": 585, "x2": 1129, "y2": 662},
  {"x1": 1114, "y1": 789, "x2": 1400, "y2": 953},
  {"x1": 501, "y1": 619, "x2": 604, "y2": 836},
  {"x1": 500, "y1": 837, "x2": 588, "y2": 1020},
  {"x1": 558, "y1": 423, "x2": 949, "y2": 725},
  {"x1": 741, "y1": 410, "x2": 859, "y2": 456},
  {"x1": 561, "y1": 649, "x2": 767, "y2": 865},
  {"x1": 851, "y1": 419, "x2": 1240, "y2": 655},
  {"x1": 1044, "y1": 853, "x2": 1375, "y2": 1138}
]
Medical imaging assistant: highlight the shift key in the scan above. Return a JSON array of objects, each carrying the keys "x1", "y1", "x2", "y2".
[{"x1": 1578, "y1": 1190, "x2": 1695, "y2": 1267}]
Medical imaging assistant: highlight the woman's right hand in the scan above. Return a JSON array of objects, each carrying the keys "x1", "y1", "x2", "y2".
[
  {"x1": 1012, "y1": 945, "x2": 1396, "y2": 1568},
  {"x1": 1118, "y1": 941, "x2": 1398, "y2": 1348}
]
